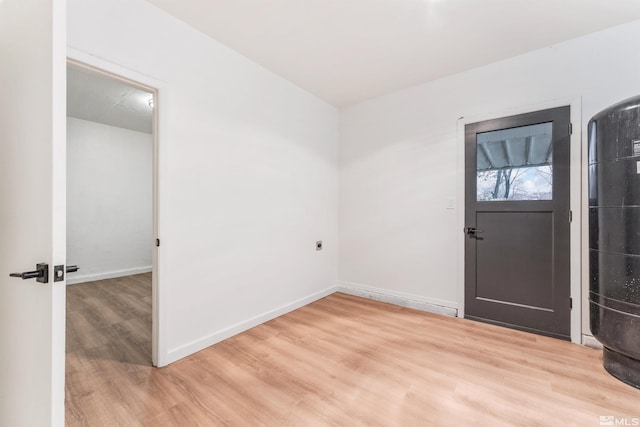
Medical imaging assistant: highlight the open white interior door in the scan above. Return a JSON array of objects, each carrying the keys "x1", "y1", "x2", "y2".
[{"x1": 0, "y1": 0, "x2": 66, "y2": 425}]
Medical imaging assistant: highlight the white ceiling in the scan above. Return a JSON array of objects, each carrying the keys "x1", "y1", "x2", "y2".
[
  {"x1": 145, "y1": 0, "x2": 640, "y2": 107},
  {"x1": 67, "y1": 66, "x2": 154, "y2": 134}
]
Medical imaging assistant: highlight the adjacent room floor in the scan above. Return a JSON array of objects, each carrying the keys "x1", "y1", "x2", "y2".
[{"x1": 65, "y1": 276, "x2": 640, "y2": 426}]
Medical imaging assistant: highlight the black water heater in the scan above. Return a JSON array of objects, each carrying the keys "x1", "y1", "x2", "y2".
[{"x1": 589, "y1": 95, "x2": 640, "y2": 389}]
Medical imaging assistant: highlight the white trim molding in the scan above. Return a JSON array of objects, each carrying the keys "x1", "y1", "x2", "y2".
[
  {"x1": 66, "y1": 266, "x2": 152, "y2": 285},
  {"x1": 582, "y1": 334, "x2": 603, "y2": 349},
  {"x1": 166, "y1": 286, "x2": 338, "y2": 364},
  {"x1": 337, "y1": 281, "x2": 458, "y2": 317}
]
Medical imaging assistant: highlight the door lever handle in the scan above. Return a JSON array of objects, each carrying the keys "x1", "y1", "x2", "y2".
[
  {"x1": 9, "y1": 263, "x2": 49, "y2": 283},
  {"x1": 66, "y1": 265, "x2": 79, "y2": 273},
  {"x1": 465, "y1": 227, "x2": 484, "y2": 239}
]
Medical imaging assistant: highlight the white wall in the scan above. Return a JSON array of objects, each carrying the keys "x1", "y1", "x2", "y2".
[
  {"x1": 340, "y1": 20, "x2": 640, "y2": 336},
  {"x1": 67, "y1": 117, "x2": 152, "y2": 284},
  {"x1": 67, "y1": 0, "x2": 339, "y2": 365}
]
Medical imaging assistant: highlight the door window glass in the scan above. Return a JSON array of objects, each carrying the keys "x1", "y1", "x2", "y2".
[{"x1": 477, "y1": 122, "x2": 553, "y2": 201}]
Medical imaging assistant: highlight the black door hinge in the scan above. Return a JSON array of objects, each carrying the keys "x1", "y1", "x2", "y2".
[
  {"x1": 568, "y1": 123, "x2": 573, "y2": 135},
  {"x1": 569, "y1": 210, "x2": 573, "y2": 222},
  {"x1": 570, "y1": 298, "x2": 573, "y2": 309},
  {"x1": 156, "y1": 238, "x2": 160, "y2": 247}
]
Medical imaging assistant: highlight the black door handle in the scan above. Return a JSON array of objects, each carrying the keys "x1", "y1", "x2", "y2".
[
  {"x1": 465, "y1": 227, "x2": 484, "y2": 239},
  {"x1": 9, "y1": 263, "x2": 49, "y2": 283},
  {"x1": 66, "y1": 265, "x2": 79, "y2": 273}
]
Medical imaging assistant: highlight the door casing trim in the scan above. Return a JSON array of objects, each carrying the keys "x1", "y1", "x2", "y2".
[
  {"x1": 456, "y1": 97, "x2": 583, "y2": 344},
  {"x1": 66, "y1": 47, "x2": 168, "y2": 366}
]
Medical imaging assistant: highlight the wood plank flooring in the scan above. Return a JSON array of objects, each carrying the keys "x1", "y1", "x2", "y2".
[{"x1": 66, "y1": 277, "x2": 640, "y2": 426}]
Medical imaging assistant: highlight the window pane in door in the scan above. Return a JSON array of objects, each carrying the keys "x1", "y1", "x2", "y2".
[{"x1": 477, "y1": 122, "x2": 553, "y2": 201}]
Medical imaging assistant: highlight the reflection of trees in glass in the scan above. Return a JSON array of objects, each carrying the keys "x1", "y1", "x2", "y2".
[{"x1": 477, "y1": 166, "x2": 552, "y2": 201}]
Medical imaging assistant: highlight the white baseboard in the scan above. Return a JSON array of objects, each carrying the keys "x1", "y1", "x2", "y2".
[
  {"x1": 582, "y1": 334, "x2": 603, "y2": 349},
  {"x1": 337, "y1": 281, "x2": 458, "y2": 317},
  {"x1": 166, "y1": 285, "x2": 338, "y2": 364},
  {"x1": 66, "y1": 266, "x2": 152, "y2": 285}
]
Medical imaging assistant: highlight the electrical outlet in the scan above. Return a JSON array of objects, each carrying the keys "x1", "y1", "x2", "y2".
[{"x1": 316, "y1": 240, "x2": 323, "y2": 251}]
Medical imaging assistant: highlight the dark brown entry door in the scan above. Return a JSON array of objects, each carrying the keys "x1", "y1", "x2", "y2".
[{"x1": 464, "y1": 106, "x2": 571, "y2": 340}]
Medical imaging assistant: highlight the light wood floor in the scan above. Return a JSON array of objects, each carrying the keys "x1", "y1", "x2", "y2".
[{"x1": 66, "y1": 276, "x2": 640, "y2": 426}]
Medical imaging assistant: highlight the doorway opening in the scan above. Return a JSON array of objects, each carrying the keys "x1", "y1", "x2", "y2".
[
  {"x1": 463, "y1": 106, "x2": 571, "y2": 340},
  {"x1": 65, "y1": 60, "x2": 159, "y2": 382}
]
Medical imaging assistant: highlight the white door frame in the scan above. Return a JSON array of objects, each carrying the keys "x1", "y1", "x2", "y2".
[
  {"x1": 456, "y1": 97, "x2": 583, "y2": 344},
  {"x1": 66, "y1": 47, "x2": 167, "y2": 366}
]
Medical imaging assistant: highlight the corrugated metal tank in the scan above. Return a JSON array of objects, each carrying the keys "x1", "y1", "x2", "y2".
[{"x1": 589, "y1": 95, "x2": 640, "y2": 389}]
